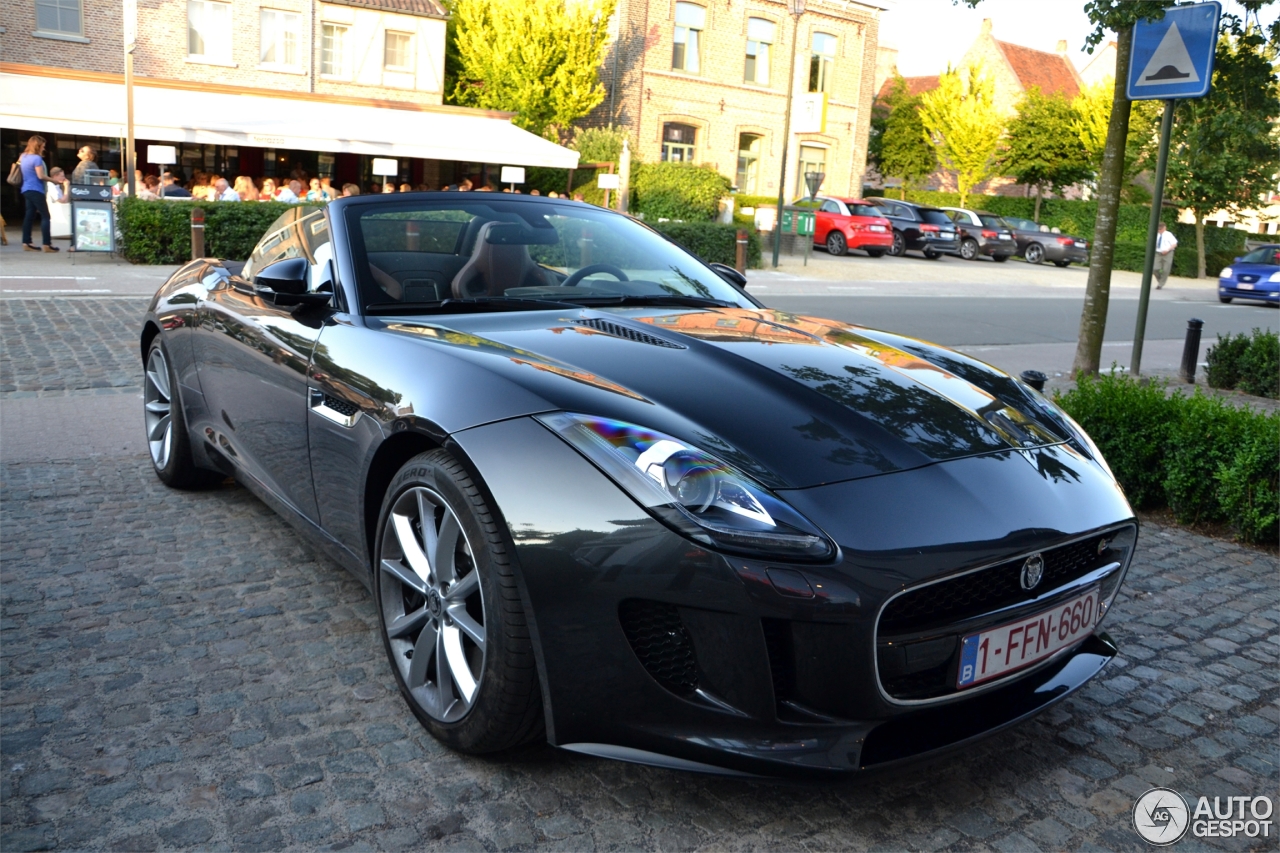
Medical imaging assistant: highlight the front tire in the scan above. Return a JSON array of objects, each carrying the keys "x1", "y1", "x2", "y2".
[
  {"x1": 889, "y1": 230, "x2": 905, "y2": 257},
  {"x1": 992, "y1": 254, "x2": 1009, "y2": 263},
  {"x1": 144, "y1": 337, "x2": 220, "y2": 489},
  {"x1": 374, "y1": 450, "x2": 542, "y2": 754},
  {"x1": 960, "y1": 239, "x2": 979, "y2": 261},
  {"x1": 1025, "y1": 243, "x2": 1045, "y2": 264},
  {"x1": 826, "y1": 231, "x2": 848, "y2": 257},
  {"x1": 866, "y1": 249, "x2": 885, "y2": 258},
  {"x1": 1054, "y1": 260, "x2": 1071, "y2": 268},
  {"x1": 923, "y1": 249, "x2": 941, "y2": 260},
  {"x1": 1219, "y1": 296, "x2": 1233, "y2": 303}
]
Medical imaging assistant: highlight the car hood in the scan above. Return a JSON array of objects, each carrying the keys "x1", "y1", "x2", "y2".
[
  {"x1": 1226, "y1": 263, "x2": 1278, "y2": 281},
  {"x1": 377, "y1": 306, "x2": 1071, "y2": 489}
]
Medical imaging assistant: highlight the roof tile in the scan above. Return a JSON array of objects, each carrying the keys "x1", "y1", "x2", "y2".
[
  {"x1": 995, "y1": 40, "x2": 1080, "y2": 100},
  {"x1": 326, "y1": 0, "x2": 447, "y2": 19}
]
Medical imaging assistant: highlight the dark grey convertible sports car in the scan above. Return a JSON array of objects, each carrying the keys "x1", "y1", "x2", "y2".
[{"x1": 141, "y1": 194, "x2": 1137, "y2": 776}]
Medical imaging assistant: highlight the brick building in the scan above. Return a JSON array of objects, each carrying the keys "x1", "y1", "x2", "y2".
[
  {"x1": 1, "y1": 0, "x2": 576, "y2": 219},
  {"x1": 590, "y1": 0, "x2": 887, "y2": 200}
]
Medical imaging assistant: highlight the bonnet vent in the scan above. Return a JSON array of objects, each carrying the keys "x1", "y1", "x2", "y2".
[{"x1": 573, "y1": 318, "x2": 687, "y2": 349}]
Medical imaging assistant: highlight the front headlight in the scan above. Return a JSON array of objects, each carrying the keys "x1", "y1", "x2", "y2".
[
  {"x1": 1219, "y1": 267, "x2": 1233, "y2": 279},
  {"x1": 1268, "y1": 271, "x2": 1280, "y2": 283},
  {"x1": 536, "y1": 413, "x2": 836, "y2": 561}
]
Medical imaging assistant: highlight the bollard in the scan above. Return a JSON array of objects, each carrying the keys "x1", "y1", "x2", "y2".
[
  {"x1": 190, "y1": 207, "x2": 205, "y2": 260},
  {"x1": 1020, "y1": 370, "x2": 1047, "y2": 392},
  {"x1": 1179, "y1": 318, "x2": 1204, "y2": 384},
  {"x1": 735, "y1": 229, "x2": 748, "y2": 274}
]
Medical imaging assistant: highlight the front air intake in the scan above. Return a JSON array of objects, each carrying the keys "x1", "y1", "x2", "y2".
[{"x1": 618, "y1": 599, "x2": 698, "y2": 696}]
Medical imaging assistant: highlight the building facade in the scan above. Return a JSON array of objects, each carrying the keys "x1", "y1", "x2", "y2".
[
  {"x1": 1, "y1": 0, "x2": 574, "y2": 220},
  {"x1": 591, "y1": 0, "x2": 887, "y2": 200}
]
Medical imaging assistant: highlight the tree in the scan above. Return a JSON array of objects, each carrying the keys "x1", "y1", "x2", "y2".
[
  {"x1": 918, "y1": 63, "x2": 1005, "y2": 208},
  {"x1": 1165, "y1": 30, "x2": 1280, "y2": 278},
  {"x1": 873, "y1": 77, "x2": 937, "y2": 199},
  {"x1": 449, "y1": 0, "x2": 615, "y2": 141},
  {"x1": 1001, "y1": 88, "x2": 1092, "y2": 221}
]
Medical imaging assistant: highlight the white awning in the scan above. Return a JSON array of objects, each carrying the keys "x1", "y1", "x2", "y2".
[{"x1": 0, "y1": 72, "x2": 580, "y2": 169}]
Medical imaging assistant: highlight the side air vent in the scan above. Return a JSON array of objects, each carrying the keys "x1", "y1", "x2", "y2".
[
  {"x1": 323, "y1": 394, "x2": 359, "y2": 417},
  {"x1": 618, "y1": 599, "x2": 698, "y2": 696},
  {"x1": 309, "y1": 388, "x2": 362, "y2": 427},
  {"x1": 574, "y1": 318, "x2": 687, "y2": 349}
]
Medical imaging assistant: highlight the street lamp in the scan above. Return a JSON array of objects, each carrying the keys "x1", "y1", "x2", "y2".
[{"x1": 771, "y1": 0, "x2": 806, "y2": 269}]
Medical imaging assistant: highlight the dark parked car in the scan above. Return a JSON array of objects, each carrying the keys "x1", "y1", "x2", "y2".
[
  {"x1": 1218, "y1": 244, "x2": 1280, "y2": 304},
  {"x1": 141, "y1": 195, "x2": 1137, "y2": 776},
  {"x1": 998, "y1": 215, "x2": 1090, "y2": 267},
  {"x1": 941, "y1": 207, "x2": 1019, "y2": 261},
  {"x1": 865, "y1": 197, "x2": 963, "y2": 259}
]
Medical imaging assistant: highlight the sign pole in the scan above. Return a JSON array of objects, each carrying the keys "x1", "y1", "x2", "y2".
[
  {"x1": 1130, "y1": 98, "x2": 1176, "y2": 376},
  {"x1": 772, "y1": 1, "x2": 804, "y2": 269}
]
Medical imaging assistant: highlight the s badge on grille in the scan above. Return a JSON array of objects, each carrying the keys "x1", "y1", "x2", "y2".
[{"x1": 1020, "y1": 553, "x2": 1045, "y2": 590}]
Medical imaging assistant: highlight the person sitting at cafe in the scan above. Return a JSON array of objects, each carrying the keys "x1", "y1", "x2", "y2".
[
  {"x1": 276, "y1": 179, "x2": 303, "y2": 203},
  {"x1": 160, "y1": 172, "x2": 192, "y2": 198},
  {"x1": 71, "y1": 146, "x2": 98, "y2": 184}
]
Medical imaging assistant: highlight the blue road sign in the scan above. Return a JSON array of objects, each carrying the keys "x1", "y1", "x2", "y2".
[{"x1": 1128, "y1": 1, "x2": 1221, "y2": 100}]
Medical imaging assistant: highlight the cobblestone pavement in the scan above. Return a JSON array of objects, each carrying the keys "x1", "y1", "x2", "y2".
[
  {"x1": 2, "y1": 455, "x2": 1276, "y2": 852},
  {"x1": 1, "y1": 298, "x2": 1278, "y2": 852},
  {"x1": 1, "y1": 299, "x2": 147, "y2": 396}
]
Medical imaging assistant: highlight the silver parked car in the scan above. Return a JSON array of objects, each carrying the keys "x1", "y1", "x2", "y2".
[{"x1": 996, "y1": 215, "x2": 1090, "y2": 267}]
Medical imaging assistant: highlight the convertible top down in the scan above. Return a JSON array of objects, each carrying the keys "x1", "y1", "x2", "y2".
[{"x1": 141, "y1": 194, "x2": 1136, "y2": 776}]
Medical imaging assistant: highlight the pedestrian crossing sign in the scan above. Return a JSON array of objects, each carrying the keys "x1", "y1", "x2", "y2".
[{"x1": 1127, "y1": 1, "x2": 1221, "y2": 100}]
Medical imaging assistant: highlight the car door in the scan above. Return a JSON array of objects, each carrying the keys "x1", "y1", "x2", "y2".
[
  {"x1": 816, "y1": 198, "x2": 843, "y2": 243},
  {"x1": 193, "y1": 210, "x2": 325, "y2": 522}
]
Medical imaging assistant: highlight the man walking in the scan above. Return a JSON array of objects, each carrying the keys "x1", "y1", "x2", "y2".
[{"x1": 1155, "y1": 222, "x2": 1178, "y2": 290}]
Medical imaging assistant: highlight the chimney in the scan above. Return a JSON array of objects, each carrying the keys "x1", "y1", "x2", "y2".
[
  {"x1": 980, "y1": 18, "x2": 993, "y2": 36},
  {"x1": 1056, "y1": 39, "x2": 1068, "y2": 55}
]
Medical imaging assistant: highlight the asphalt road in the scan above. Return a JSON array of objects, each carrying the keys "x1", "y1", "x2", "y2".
[{"x1": 757, "y1": 294, "x2": 1279, "y2": 347}]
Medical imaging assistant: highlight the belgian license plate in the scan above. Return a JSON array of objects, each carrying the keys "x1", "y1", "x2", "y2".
[
  {"x1": 870, "y1": 225, "x2": 886, "y2": 232},
  {"x1": 1239, "y1": 282, "x2": 1255, "y2": 290},
  {"x1": 957, "y1": 588, "x2": 1099, "y2": 688},
  {"x1": 1074, "y1": 241, "x2": 1086, "y2": 247},
  {"x1": 1000, "y1": 233, "x2": 1012, "y2": 240},
  {"x1": 939, "y1": 232, "x2": 954, "y2": 240}
]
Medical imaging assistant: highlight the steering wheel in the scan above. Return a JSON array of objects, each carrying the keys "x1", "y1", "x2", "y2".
[{"x1": 562, "y1": 263, "x2": 630, "y2": 288}]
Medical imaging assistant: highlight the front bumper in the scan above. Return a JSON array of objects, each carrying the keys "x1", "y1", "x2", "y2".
[
  {"x1": 453, "y1": 420, "x2": 1136, "y2": 776},
  {"x1": 1220, "y1": 280, "x2": 1279, "y2": 301}
]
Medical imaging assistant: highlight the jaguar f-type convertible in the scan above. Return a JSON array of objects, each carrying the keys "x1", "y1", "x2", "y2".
[{"x1": 141, "y1": 194, "x2": 1136, "y2": 776}]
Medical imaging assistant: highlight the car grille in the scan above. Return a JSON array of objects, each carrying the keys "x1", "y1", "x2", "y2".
[
  {"x1": 876, "y1": 527, "x2": 1133, "y2": 702},
  {"x1": 574, "y1": 318, "x2": 687, "y2": 349},
  {"x1": 1238, "y1": 274, "x2": 1260, "y2": 283},
  {"x1": 618, "y1": 599, "x2": 698, "y2": 696}
]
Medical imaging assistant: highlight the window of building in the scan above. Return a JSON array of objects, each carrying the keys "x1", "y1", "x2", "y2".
[
  {"x1": 672, "y1": 3, "x2": 705, "y2": 73},
  {"x1": 35, "y1": 0, "x2": 82, "y2": 35},
  {"x1": 384, "y1": 30, "x2": 414, "y2": 71},
  {"x1": 321, "y1": 23, "x2": 349, "y2": 76},
  {"x1": 744, "y1": 18, "x2": 774, "y2": 85},
  {"x1": 809, "y1": 32, "x2": 836, "y2": 93},
  {"x1": 188, "y1": 0, "x2": 232, "y2": 62},
  {"x1": 260, "y1": 9, "x2": 299, "y2": 67},
  {"x1": 736, "y1": 133, "x2": 762, "y2": 193},
  {"x1": 798, "y1": 144, "x2": 827, "y2": 195},
  {"x1": 662, "y1": 123, "x2": 697, "y2": 162}
]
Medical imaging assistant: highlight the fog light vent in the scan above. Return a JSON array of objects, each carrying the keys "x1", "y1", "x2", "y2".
[{"x1": 618, "y1": 599, "x2": 698, "y2": 696}]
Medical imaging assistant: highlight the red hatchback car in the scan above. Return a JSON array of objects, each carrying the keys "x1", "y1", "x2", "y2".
[{"x1": 811, "y1": 197, "x2": 895, "y2": 257}]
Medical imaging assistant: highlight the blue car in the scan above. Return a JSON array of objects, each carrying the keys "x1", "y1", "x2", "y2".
[{"x1": 1219, "y1": 244, "x2": 1280, "y2": 305}]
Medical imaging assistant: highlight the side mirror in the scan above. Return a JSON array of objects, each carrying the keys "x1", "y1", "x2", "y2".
[
  {"x1": 1233, "y1": 257, "x2": 1241, "y2": 262},
  {"x1": 709, "y1": 263, "x2": 748, "y2": 289},
  {"x1": 254, "y1": 257, "x2": 330, "y2": 307}
]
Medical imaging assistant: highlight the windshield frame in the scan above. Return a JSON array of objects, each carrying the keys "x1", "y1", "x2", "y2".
[
  {"x1": 337, "y1": 193, "x2": 762, "y2": 316},
  {"x1": 1238, "y1": 245, "x2": 1280, "y2": 266}
]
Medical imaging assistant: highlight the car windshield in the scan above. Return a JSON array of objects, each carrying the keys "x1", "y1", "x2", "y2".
[
  {"x1": 1005, "y1": 217, "x2": 1041, "y2": 231},
  {"x1": 919, "y1": 209, "x2": 953, "y2": 226},
  {"x1": 347, "y1": 198, "x2": 753, "y2": 312},
  {"x1": 1238, "y1": 245, "x2": 1280, "y2": 265}
]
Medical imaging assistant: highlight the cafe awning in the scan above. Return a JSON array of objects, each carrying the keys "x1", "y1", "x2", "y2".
[{"x1": 0, "y1": 68, "x2": 580, "y2": 170}]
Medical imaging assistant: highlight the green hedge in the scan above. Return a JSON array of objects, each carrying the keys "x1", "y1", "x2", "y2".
[
  {"x1": 118, "y1": 197, "x2": 309, "y2": 264},
  {"x1": 1206, "y1": 329, "x2": 1280, "y2": 398},
  {"x1": 897, "y1": 190, "x2": 1259, "y2": 276},
  {"x1": 634, "y1": 163, "x2": 731, "y2": 222},
  {"x1": 1055, "y1": 373, "x2": 1280, "y2": 543},
  {"x1": 652, "y1": 221, "x2": 761, "y2": 269}
]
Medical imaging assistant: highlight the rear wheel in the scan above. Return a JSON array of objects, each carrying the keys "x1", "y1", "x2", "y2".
[
  {"x1": 144, "y1": 338, "x2": 221, "y2": 489},
  {"x1": 992, "y1": 255, "x2": 1009, "y2": 263},
  {"x1": 960, "y1": 239, "x2": 979, "y2": 261},
  {"x1": 374, "y1": 450, "x2": 543, "y2": 754},
  {"x1": 866, "y1": 249, "x2": 885, "y2": 258},
  {"x1": 889, "y1": 230, "x2": 905, "y2": 257},
  {"x1": 826, "y1": 231, "x2": 847, "y2": 257},
  {"x1": 1025, "y1": 243, "x2": 1045, "y2": 264}
]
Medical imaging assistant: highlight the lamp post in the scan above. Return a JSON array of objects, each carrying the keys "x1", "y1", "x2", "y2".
[
  {"x1": 124, "y1": 0, "x2": 137, "y2": 197},
  {"x1": 771, "y1": 0, "x2": 805, "y2": 269}
]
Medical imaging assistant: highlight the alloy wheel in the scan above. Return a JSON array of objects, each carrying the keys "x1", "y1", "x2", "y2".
[
  {"x1": 144, "y1": 347, "x2": 173, "y2": 470},
  {"x1": 827, "y1": 232, "x2": 847, "y2": 256},
  {"x1": 1026, "y1": 243, "x2": 1045, "y2": 264},
  {"x1": 379, "y1": 486, "x2": 486, "y2": 723},
  {"x1": 960, "y1": 239, "x2": 978, "y2": 260}
]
